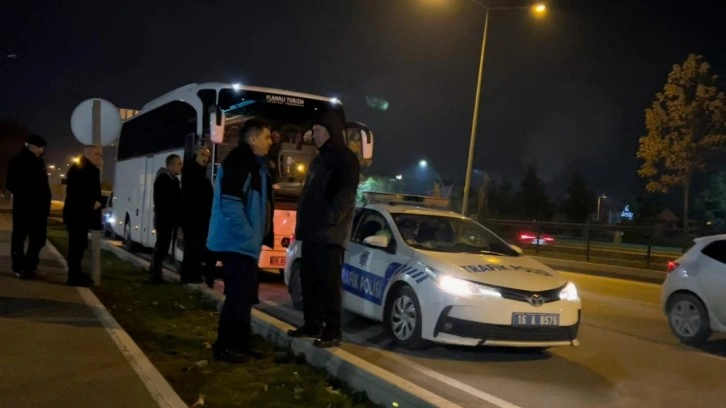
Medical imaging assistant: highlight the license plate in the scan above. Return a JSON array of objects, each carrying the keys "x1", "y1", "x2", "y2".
[
  {"x1": 511, "y1": 312, "x2": 560, "y2": 326},
  {"x1": 270, "y1": 256, "x2": 286, "y2": 266}
]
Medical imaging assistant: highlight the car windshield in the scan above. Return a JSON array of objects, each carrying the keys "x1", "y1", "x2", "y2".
[{"x1": 392, "y1": 214, "x2": 520, "y2": 256}]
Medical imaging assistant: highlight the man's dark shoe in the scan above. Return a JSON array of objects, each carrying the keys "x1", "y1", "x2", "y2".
[
  {"x1": 313, "y1": 333, "x2": 341, "y2": 348},
  {"x1": 288, "y1": 325, "x2": 322, "y2": 338}
]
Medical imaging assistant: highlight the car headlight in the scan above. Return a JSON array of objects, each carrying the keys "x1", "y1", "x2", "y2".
[
  {"x1": 108, "y1": 216, "x2": 116, "y2": 224},
  {"x1": 559, "y1": 282, "x2": 579, "y2": 301},
  {"x1": 419, "y1": 263, "x2": 502, "y2": 299}
]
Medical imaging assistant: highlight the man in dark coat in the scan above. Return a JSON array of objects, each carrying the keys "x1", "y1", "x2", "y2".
[
  {"x1": 288, "y1": 112, "x2": 361, "y2": 348},
  {"x1": 180, "y1": 146, "x2": 213, "y2": 284},
  {"x1": 149, "y1": 154, "x2": 183, "y2": 283},
  {"x1": 6, "y1": 134, "x2": 51, "y2": 279},
  {"x1": 63, "y1": 145, "x2": 104, "y2": 286}
]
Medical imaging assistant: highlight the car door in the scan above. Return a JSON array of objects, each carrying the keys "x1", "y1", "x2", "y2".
[
  {"x1": 697, "y1": 239, "x2": 726, "y2": 325},
  {"x1": 342, "y1": 209, "x2": 400, "y2": 321}
]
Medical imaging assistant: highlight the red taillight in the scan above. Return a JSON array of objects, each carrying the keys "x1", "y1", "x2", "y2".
[
  {"x1": 544, "y1": 237, "x2": 555, "y2": 242},
  {"x1": 520, "y1": 234, "x2": 535, "y2": 240},
  {"x1": 667, "y1": 261, "x2": 680, "y2": 273}
]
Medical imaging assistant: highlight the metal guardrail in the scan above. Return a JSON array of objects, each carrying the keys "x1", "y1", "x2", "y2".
[{"x1": 483, "y1": 219, "x2": 695, "y2": 271}]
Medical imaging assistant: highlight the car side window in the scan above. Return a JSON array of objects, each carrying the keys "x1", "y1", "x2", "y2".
[
  {"x1": 352, "y1": 210, "x2": 396, "y2": 252},
  {"x1": 701, "y1": 240, "x2": 726, "y2": 264}
]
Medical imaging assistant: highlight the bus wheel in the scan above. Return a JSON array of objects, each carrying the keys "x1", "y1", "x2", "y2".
[{"x1": 288, "y1": 260, "x2": 303, "y2": 310}]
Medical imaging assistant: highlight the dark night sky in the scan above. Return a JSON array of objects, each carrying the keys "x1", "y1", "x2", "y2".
[{"x1": 2, "y1": 0, "x2": 725, "y2": 207}]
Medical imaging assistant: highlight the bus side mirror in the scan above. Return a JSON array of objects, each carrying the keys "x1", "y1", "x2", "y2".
[
  {"x1": 344, "y1": 122, "x2": 374, "y2": 161},
  {"x1": 360, "y1": 128, "x2": 373, "y2": 160},
  {"x1": 209, "y1": 106, "x2": 225, "y2": 144}
]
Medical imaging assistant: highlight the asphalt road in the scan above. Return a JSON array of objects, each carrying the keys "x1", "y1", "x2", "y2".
[
  {"x1": 126, "y1": 242, "x2": 725, "y2": 408},
  {"x1": 251, "y1": 269, "x2": 726, "y2": 408}
]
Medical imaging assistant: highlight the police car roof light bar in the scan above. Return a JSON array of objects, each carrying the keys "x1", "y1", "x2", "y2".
[{"x1": 362, "y1": 192, "x2": 450, "y2": 210}]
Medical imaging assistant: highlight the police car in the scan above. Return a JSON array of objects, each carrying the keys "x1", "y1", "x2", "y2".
[{"x1": 284, "y1": 192, "x2": 582, "y2": 349}]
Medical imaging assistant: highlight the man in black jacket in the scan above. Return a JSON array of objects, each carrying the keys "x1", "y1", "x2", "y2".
[
  {"x1": 180, "y1": 146, "x2": 213, "y2": 284},
  {"x1": 6, "y1": 134, "x2": 51, "y2": 279},
  {"x1": 288, "y1": 112, "x2": 360, "y2": 348},
  {"x1": 149, "y1": 154, "x2": 183, "y2": 283},
  {"x1": 63, "y1": 145, "x2": 103, "y2": 286}
]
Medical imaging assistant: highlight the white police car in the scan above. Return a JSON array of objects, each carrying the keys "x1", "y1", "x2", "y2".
[{"x1": 284, "y1": 193, "x2": 582, "y2": 349}]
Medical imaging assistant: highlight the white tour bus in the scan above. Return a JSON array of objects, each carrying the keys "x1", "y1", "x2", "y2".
[{"x1": 110, "y1": 82, "x2": 373, "y2": 270}]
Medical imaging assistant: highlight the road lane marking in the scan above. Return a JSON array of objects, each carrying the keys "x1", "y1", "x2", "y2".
[{"x1": 385, "y1": 353, "x2": 523, "y2": 408}]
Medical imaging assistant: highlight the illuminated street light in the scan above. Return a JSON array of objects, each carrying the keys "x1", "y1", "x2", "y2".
[
  {"x1": 72, "y1": 156, "x2": 81, "y2": 165},
  {"x1": 395, "y1": 174, "x2": 403, "y2": 180},
  {"x1": 429, "y1": 1, "x2": 548, "y2": 215},
  {"x1": 419, "y1": 160, "x2": 428, "y2": 168}
]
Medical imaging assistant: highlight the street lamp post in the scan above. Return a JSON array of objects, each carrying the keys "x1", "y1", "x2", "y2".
[
  {"x1": 460, "y1": 1, "x2": 546, "y2": 216},
  {"x1": 597, "y1": 194, "x2": 607, "y2": 222}
]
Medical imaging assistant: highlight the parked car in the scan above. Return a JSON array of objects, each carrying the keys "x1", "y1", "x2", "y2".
[{"x1": 284, "y1": 192, "x2": 581, "y2": 349}]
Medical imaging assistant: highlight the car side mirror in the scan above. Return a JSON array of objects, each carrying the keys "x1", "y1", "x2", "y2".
[
  {"x1": 509, "y1": 244, "x2": 523, "y2": 255},
  {"x1": 209, "y1": 106, "x2": 225, "y2": 144},
  {"x1": 363, "y1": 234, "x2": 389, "y2": 249}
]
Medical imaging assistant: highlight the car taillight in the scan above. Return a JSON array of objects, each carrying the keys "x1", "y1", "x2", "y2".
[
  {"x1": 520, "y1": 234, "x2": 535, "y2": 240},
  {"x1": 544, "y1": 237, "x2": 555, "y2": 242},
  {"x1": 667, "y1": 261, "x2": 680, "y2": 273}
]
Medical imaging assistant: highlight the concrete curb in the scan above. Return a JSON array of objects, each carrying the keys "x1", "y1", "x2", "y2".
[
  {"x1": 533, "y1": 256, "x2": 666, "y2": 284},
  {"x1": 44, "y1": 240, "x2": 188, "y2": 408},
  {"x1": 100, "y1": 240, "x2": 464, "y2": 408}
]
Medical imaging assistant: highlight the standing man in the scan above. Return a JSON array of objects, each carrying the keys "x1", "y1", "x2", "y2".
[
  {"x1": 63, "y1": 145, "x2": 103, "y2": 286},
  {"x1": 207, "y1": 118, "x2": 274, "y2": 363},
  {"x1": 288, "y1": 113, "x2": 360, "y2": 348},
  {"x1": 6, "y1": 134, "x2": 51, "y2": 279},
  {"x1": 149, "y1": 154, "x2": 183, "y2": 284},
  {"x1": 180, "y1": 146, "x2": 213, "y2": 284}
]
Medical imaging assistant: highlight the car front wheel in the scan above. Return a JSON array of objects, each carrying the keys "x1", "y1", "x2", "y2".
[{"x1": 385, "y1": 285, "x2": 428, "y2": 349}]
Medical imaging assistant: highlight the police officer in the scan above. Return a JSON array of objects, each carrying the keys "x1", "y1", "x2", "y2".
[{"x1": 6, "y1": 134, "x2": 51, "y2": 279}]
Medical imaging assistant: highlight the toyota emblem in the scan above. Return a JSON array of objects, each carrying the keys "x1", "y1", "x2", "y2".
[{"x1": 527, "y1": 293, "x2": 544, "y2": 307}]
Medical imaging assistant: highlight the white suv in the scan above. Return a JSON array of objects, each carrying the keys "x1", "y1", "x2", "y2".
[{"x1": 662, "y1": 234, "x2": 726, "y2": 344}]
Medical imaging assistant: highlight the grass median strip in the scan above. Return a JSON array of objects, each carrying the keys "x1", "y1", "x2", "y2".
[{"x1": 47, "y1": 226, "x2": 380, "y2": 408}]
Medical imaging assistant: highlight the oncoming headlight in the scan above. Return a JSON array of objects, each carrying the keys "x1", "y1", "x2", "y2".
[{"x1": 559, "y1": 282, "x2": 579, "y2": 301}]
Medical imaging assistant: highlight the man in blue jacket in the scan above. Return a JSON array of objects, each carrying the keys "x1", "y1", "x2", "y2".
[{"x1": 207, "y1": 118, "x2": 274, "y2": 363}]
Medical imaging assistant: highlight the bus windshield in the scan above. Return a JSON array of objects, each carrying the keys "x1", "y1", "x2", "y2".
[{"x1": 215, "y1": 88, "x2": 345, "y2": 196}]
